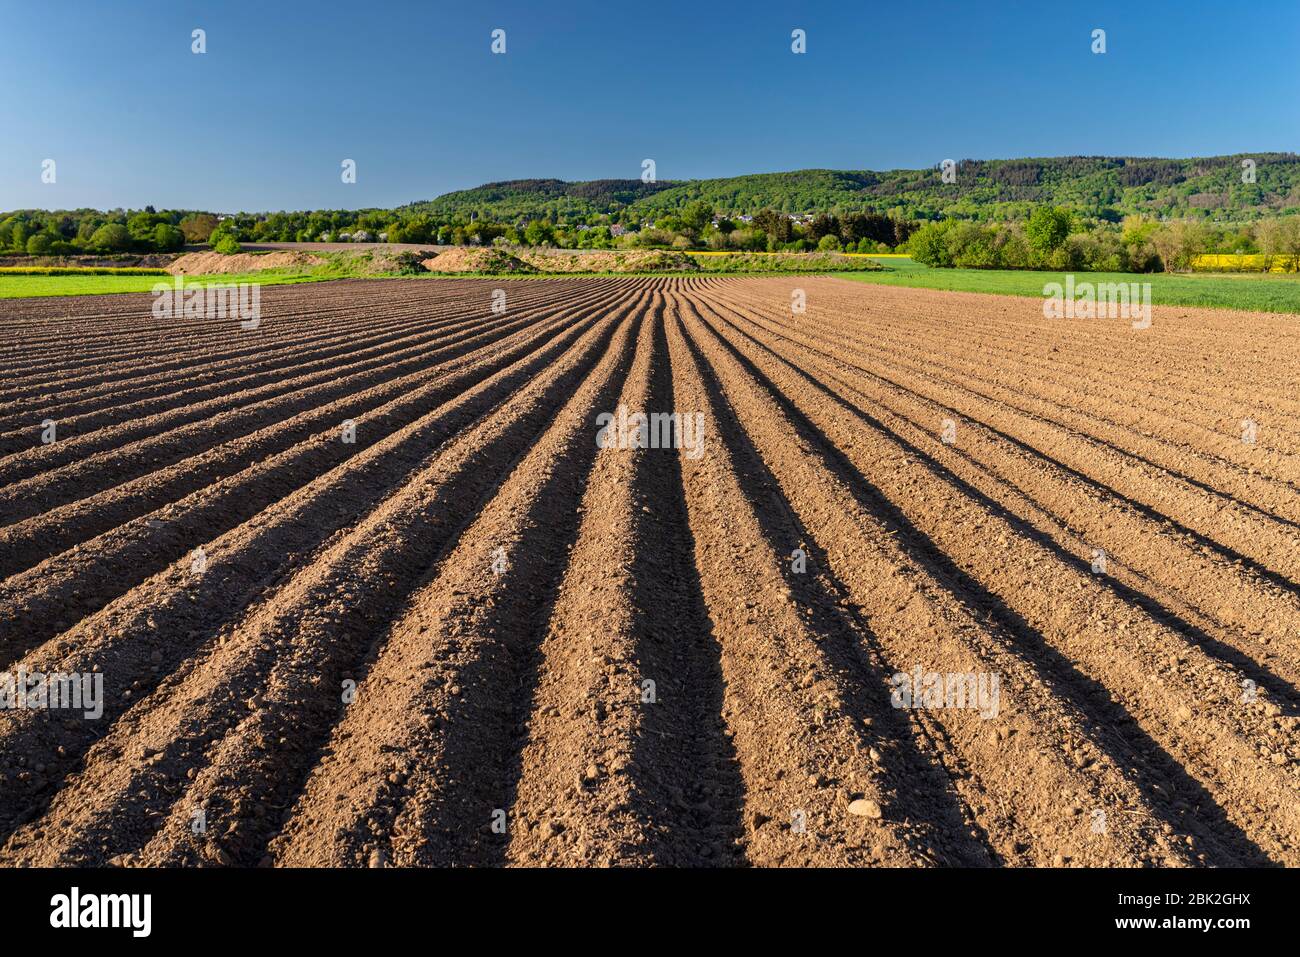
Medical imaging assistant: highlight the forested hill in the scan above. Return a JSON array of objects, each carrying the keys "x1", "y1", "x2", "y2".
[{"x1": 405, "y1": 155, "x2": 1300, "y2": 222}]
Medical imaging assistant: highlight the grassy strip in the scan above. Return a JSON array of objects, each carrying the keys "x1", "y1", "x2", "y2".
[
  {"x1": 842, "y1": 258, "x2": 1300, "y2": 314},
  {"x1": 0, "y1": 266, "x2": 171, "y2": 276},
  {"x1": 0, "y1": 270, "x2": 338, "y2": 299}
]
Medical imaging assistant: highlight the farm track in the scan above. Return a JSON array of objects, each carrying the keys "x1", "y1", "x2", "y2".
[{"x1": 1, "y1": 276, "x2": 1297, "y2": 868}]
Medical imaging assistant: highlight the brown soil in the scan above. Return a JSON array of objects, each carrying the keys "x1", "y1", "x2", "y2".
[
  {"x1": 1, "y1": 276, "x2": 1298, "y2": 868},
  {"x1": 167, "y1": 251, "x2": 326, "y2": 275},
  {"x1": 421, "y1": 248, "x2": 537, "y2": 274},
  {"x1": 519, "y1": 249, "x2": 698, "y2": 273},
  {"x1": 0, "y1": 254, "x2": 180, "y2": 269}
]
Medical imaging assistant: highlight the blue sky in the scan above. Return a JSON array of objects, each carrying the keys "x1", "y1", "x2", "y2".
[{"x1": 1, "y1": 0, "x2": 1296, "y2": 211}]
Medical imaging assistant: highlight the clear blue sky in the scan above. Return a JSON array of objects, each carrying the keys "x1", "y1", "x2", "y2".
[{"x1": 1, "y1": 0, "x2": 1296, "y2": 212}]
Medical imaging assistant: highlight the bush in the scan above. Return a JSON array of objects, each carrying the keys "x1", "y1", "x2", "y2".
[
  {"x1": 89, "y1": 223, "x2": 132, "y2": 252},
  {"x1": 212, "y1": 232, "x2": 242, "y2": 254},
  {"x1": 209, "y1": 222, "x2": 242, "y2": 254},
  {"x1": 726, "y1": 228, "x2": 767, "y2": 251},
  {"x1": 816, "y1": 234, "x2": 842, "y2": 252},
  {"x1": 907, "y1": 222, "x2": 954, "y2": 267},
  {"x1": 907, "y1": 216, "x2": 1168, "y2": 272},
  {"x1": 946, "y1": 222, "x2": 998, "y2": 268},
  {"x1": 25, "y1": 234, "x2": 54, "y2": 255},
  {"x1": 992, "y1": 226, "x2": 1031, "y2": 268},
  {"x1": 627, "y1": 227, "x2": 670, "y2": 248},
  {"x1": 1045, "y1": 246, "x2": 1074, "y2": 270}
]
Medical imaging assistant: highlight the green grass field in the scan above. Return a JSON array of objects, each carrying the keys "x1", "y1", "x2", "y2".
[
  {"x1": 0, "y1": 270, "x2": 327, "y2": 299},
  {"x1": 845, "y1": 257, "x2": 1300, "y2": 314}
]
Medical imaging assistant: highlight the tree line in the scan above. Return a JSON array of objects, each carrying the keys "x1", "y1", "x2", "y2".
[
  {"x1": 5, "y1": 199, "x2": 1299, "y2": 273},
  {"x1": 0, "y1": 208, "x2": 211, "y2": 256},
  {"x1": 907, "y1": 206, "x2": 1300, "y2": 272}
]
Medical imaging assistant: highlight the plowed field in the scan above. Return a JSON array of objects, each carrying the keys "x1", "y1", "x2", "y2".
[{"x1": 2, "y1": 276, "x2": 1298, "y2": 868}]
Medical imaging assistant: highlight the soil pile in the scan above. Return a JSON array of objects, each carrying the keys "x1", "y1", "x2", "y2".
[
  {"x1": 167, "y1": 251, "x2": 325, "y2": 275},
  {"x1": 421, "y1": 248, "x2": 537, "y2": 273}
]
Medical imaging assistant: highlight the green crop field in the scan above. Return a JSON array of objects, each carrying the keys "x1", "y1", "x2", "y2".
[{"x1": 0, "y1": 270, "x2": 327, "y2": 299}]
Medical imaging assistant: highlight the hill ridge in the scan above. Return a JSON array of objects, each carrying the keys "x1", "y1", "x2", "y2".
[{"x1": 405, "y1": 153, "x2": 1300, "y2": 222}]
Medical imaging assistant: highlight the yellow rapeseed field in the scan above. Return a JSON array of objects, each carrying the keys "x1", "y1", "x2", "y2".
[{"x1": 1192, "y1": 253, "x2": 1299, "y2": 273}]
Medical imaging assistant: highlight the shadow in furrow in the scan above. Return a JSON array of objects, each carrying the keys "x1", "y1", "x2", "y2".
[
  {"x1": 734, "y1": 323, "x2": 1300, "y2": 719},
  {"x1": 404, "y1": 307, "x2": 653, "y2": 866},
  {"x1": 695, "y1": 302, "x2": 1272, "y2": 867},
  {"x1": 672, "y1": 302, "x2": 994, "y2": 866},
  {"x1": 618, "y1": 306, "x2": 747, "y2": 866},
  {"x1": 0, "y1": 298, "x2": 641, "y2": 848},
  {"x1": 0, "y1": 311, "x2": 605, "y2": 666},
  {"x1": 818, "y1": 337, "x2": 1300, "y2": 606}
]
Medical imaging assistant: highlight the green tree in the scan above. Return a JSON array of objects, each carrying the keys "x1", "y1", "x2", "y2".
[
  {"x1": 753, "y1": 208, "x2": 792, "y2": 243},
  {"x1": 1256, "y1": 218, "x2": 1286, "y2": 271},
  {"x1": 810, "y1": 213, "x2": 840, "y2": 241},
  {"x1": 1025, "y1": 205, "x2": 1072, "y2": 256},
  {"x1": 523, "y1": 219, "x2": 554, "y2": 246},
  {"x1": 89, "y1": 223, "x2": 132, "y2": 251},
  {"x1": 680, "y1": 201, "x2": 713, "y2": 234},
  {"x1": 128, "y1": 211, "x2": 168, "y2": 242},
  {"x1": 578, "y1": 226, "x2": 614, "y2": 248},
  {"x1": 153, "y1": 223, "x2": 185, "y2": 252},
  {"x1": 26, "y1": 233, "x2": 54, "y2": 255}
]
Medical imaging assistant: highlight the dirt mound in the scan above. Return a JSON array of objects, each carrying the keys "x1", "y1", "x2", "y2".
[
  {"x1": 167, "y1": 251, "x2": 325, "y2": 275},
  {"x1": 356, "y1": 249, "x2": 427, "y2": 275},
  {"x1": 520, "y1": 249, "x2": 698, "y2": 273},
  {"x1": 3, "y1": 276, "x2": 1299, "y2": 869},
  {"x1": 421, "y1": 248, "x2": 538, "y2": 274},
  {"x1": 0, "y1": 253, "x2": 180, "y2": 269},
  {"x1": 693, "y1": 251, "x2": 881, "y2": 273}
]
